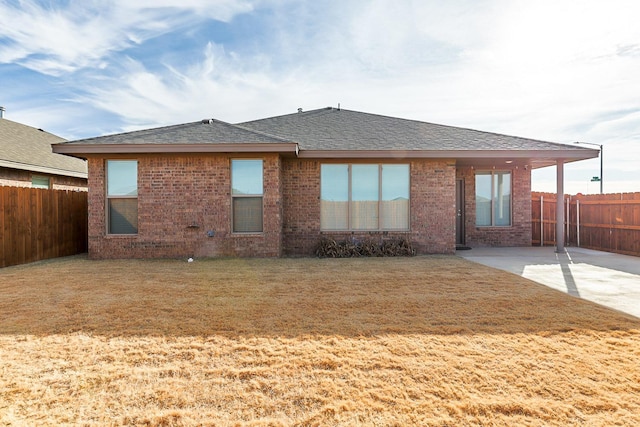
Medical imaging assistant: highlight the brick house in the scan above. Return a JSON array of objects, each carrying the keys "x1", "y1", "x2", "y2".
[
  {"x1": 0, "y1": 109, "x2": 87, "y2": 190},
  {"x1": 53, "y1": 107, "x2": 598, "y2": 259}
]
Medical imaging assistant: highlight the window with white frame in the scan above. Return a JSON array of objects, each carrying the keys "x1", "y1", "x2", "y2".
[
  {"x1": 475, "y1": 171, "x2": 511, "y2": 226},
  {"x1": 231, "y1": 159, "x2": 263, "y2": 233},
  {"x1": 320, "y1": 164, "x2": 409, "y2": 231},
  {"x1": 106, "y1": 160, "x2": 138, "y2": 234}
]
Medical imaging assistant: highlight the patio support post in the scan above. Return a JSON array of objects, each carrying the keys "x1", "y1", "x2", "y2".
[{"x1": 556, "y1": 160, "x2": 565, "y2": 253}]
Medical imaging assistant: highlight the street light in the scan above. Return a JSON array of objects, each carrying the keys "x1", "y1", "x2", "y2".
[{"x1": 575, "y1": 141, "x2": 603, "y2": 194}]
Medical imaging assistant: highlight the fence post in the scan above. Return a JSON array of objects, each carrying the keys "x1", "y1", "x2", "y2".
[
  {"x1": 566, "y1": 196, "x2": 570, "y2": 246},
  {"x1": 540, "y1": 195, "x2": 544, "y2": 246},
  {"x1": 576, "y1": 199, "x2": 580, "y2": 247}
]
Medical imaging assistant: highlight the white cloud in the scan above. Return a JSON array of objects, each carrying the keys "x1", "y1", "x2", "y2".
[{"x1": 0, "y1": 0, "x2": 256, "y2": 75}]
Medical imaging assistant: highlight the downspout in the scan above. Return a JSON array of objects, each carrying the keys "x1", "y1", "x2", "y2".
[{"x1": 556, "y1": 160, "x2": 565, "y2": 253}]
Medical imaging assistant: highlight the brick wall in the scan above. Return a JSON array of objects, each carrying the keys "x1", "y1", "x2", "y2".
[
  {"x1": 281, "y1": 158, "x2": 457, "y2": 256},
  {"x1": 87, "y1": 154, "x2": 282, "y2": 260},
  {"x1": 0, "y1": 167, "x2": 87, "y2": 190},
  {"x1": 457, "y1": 165, "x2": 531, "y2": 247},
  {"x1": 86, "y1": 155, "x2": 531, "y2": 260}
]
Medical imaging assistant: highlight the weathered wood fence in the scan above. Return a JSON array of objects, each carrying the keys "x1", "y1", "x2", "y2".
[
  {"x1": 532, "y1": 192, "x2": 640, "y2": 257},
  {"x1": 1, "y1": 186, "x2": 88, "y2": 268}
]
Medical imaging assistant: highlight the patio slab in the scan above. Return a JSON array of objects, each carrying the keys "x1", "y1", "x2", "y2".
[{"x1": 458, "y1": 246, "x2": 640, "y2": 319}]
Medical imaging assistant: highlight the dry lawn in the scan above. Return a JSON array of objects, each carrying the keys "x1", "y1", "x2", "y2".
[{"x1": 0, "y1": 255, "x2": 639, "y2": 426}]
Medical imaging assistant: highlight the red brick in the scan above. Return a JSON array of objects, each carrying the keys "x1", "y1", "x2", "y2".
[{"x1": 86, "y1": 155, "x2": 531, "y2": 259}]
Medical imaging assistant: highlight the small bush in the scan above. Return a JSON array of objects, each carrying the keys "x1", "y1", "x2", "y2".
[{"x1": 315, "y1": 238, "x2": 415, "y2": 258}]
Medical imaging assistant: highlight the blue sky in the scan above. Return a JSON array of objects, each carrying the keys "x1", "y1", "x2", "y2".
[{"x1": 1, "y1": 0, "x2": 639, "y2": 194}]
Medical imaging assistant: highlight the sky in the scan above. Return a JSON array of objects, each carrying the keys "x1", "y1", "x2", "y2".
[{"x1": 1, "y1": 0, "x2": 639, "y2": 194}]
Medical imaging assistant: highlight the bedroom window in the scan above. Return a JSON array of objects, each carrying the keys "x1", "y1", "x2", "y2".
[
  {"x1": 475, "y1": 171, "x2": 511, "y2": 226},
  {"x1": 106, "y1": 160, "x2": 138, "y2": 234},
  {"x1": 320, "y1": 164, "x2": 409, "y2": 231},
  {"x1": 231, "y1": 159, "x2": 263, "y2": 233}
]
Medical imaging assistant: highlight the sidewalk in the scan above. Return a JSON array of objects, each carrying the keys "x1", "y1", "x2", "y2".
[{"x1": 457, "y1": 246, "x2": 640, "y2": 319}]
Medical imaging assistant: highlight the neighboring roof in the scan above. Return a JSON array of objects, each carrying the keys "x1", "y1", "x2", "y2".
[
  {"x1": 52, "y1": 107, "x2": 599, "y2": 169},
  {"x1": 52, "y1": 119, "x2": 298, "y2": 156},
  {"x1": 0, "y1": 118, "x2": 87, "y2": 178}
]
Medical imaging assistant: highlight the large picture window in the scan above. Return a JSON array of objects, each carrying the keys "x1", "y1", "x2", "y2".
[
  {"x1": 321, "y1": 164, "x2": 409, "y2": 231},
  {"x1": 232, "y1": 159, "x2": 263, "y2": 233},
  {"x1": 107, "y1": 160, "x2": 138, "y2": 234},
  {"x1": 476, "y1": 171, "x2": 511, "y2": 226}
]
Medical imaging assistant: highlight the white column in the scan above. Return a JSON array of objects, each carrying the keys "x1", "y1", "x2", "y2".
[{"x1": 556, "y1": 160, "x2": 565, "y2": 252}]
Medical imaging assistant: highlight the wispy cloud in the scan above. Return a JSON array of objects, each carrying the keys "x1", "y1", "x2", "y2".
[{"x1": 0, "y1": 0, "x2": 255, "y2": 75}]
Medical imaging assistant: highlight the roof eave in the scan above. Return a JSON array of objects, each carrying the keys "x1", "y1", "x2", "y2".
[
  {"x1": 297, "y1": 149, "x2": 599, "y2": 161},
  {"x1": 52, "y1": 142, "x2": 300, "y2": 156},
  {"x1": 0, "y1": 159, "x2": 88, "y2": 179}
]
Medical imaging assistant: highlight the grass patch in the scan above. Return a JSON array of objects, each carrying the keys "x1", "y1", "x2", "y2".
[{"x1": 1, "y1": 255, "x2": 639, "y2": 425}]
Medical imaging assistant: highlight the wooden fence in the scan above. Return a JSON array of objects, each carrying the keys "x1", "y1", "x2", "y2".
[
  {"x1": 1, "y1": 186, "x2": 88, "y2": 268},
  {"x1": 532, "y1": 192, "x2": 640, "y2": 257}
]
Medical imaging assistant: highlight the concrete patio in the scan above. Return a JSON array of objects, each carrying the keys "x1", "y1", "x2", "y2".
[{"x1": 458, "y1": 246, "x2": 640, "y2": 319}]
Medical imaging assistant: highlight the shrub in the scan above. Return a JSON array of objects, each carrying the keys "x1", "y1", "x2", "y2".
[{"x1": 314, "y1": 238, "x2": 415, "y2": 258}]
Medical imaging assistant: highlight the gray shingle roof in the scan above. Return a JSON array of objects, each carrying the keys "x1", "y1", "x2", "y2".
[
  {"x1": 53, "y1": 107, "x2": 598, "y2": 168},
  {"x1": 239, "y1": 107, "x2": 582, "y2": 152},
  {"x1": 66, "y1": 119, "x2": 292, "y2": 145},
  {"x1": 0, "y1": 118, "x2": 87, "y2": 177}
]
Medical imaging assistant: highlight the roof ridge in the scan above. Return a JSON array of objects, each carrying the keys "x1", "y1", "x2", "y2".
[{"x1": 239, "y1": 106, "x2": 337, "y2": 124}]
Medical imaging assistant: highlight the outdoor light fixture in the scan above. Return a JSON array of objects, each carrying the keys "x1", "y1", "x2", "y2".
[{"x1": 575, "y1": 141, "x2": 603, "y2": 194}]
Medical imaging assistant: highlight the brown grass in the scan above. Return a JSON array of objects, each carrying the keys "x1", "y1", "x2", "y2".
[{"x1": 1, "y1": 255, "x2": 639, "y2": 426}]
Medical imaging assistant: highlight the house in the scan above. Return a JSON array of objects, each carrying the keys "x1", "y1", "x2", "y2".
[
  {"x1": 0, "y1": 108, "x2": 87, "y2": 190},
  {"x1": 52, "y1": 107, "x2": 598, "y2": 259}
]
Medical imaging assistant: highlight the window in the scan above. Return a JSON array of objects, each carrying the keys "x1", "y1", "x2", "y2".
[
  {"x1": 107, "y1": 160, "x2": 138, "y2": 234},
  {"x1": 476, "y1": 171, "x2": 511, "y2": 226},
  {"x1": 321, "y1": 164, "x2": 409, "y2": 231},
  {"x1": 232, "y1": 159, "x2": 263, "y2": 233},
  {"x1": 31, "y1": 175, "x2": 50, "y2": 189}
]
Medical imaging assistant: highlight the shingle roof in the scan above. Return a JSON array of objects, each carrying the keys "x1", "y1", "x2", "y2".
[
  {"x1": 239, "y1": 107, "x2": 581, "y2": 152},
  {"x1": 53, "y1": 107, "x2": 598, "y2": 168},
  {"x1": 66, "y1": 119, "x2": 292, "y2": 145},
  {"x1": 0, "y1": 118, "x2": 87, "y2": 178}
]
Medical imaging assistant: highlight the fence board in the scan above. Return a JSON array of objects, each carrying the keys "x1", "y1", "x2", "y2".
[
  {"x1": 532, "y1": 191, "x2": 640, "y2": 257},
  {"x1": 0, "y1": 186, "x2": 87, "y2": 268}
]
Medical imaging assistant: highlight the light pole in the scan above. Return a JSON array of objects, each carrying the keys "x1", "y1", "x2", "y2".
[{"x1": 575, "y1": 142, "x2": 603, "y2": 194}]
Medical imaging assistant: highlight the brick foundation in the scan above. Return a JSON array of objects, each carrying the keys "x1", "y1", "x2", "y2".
[{"x1": 0, "y1": 167, "x2": 86, "y2": 190}]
